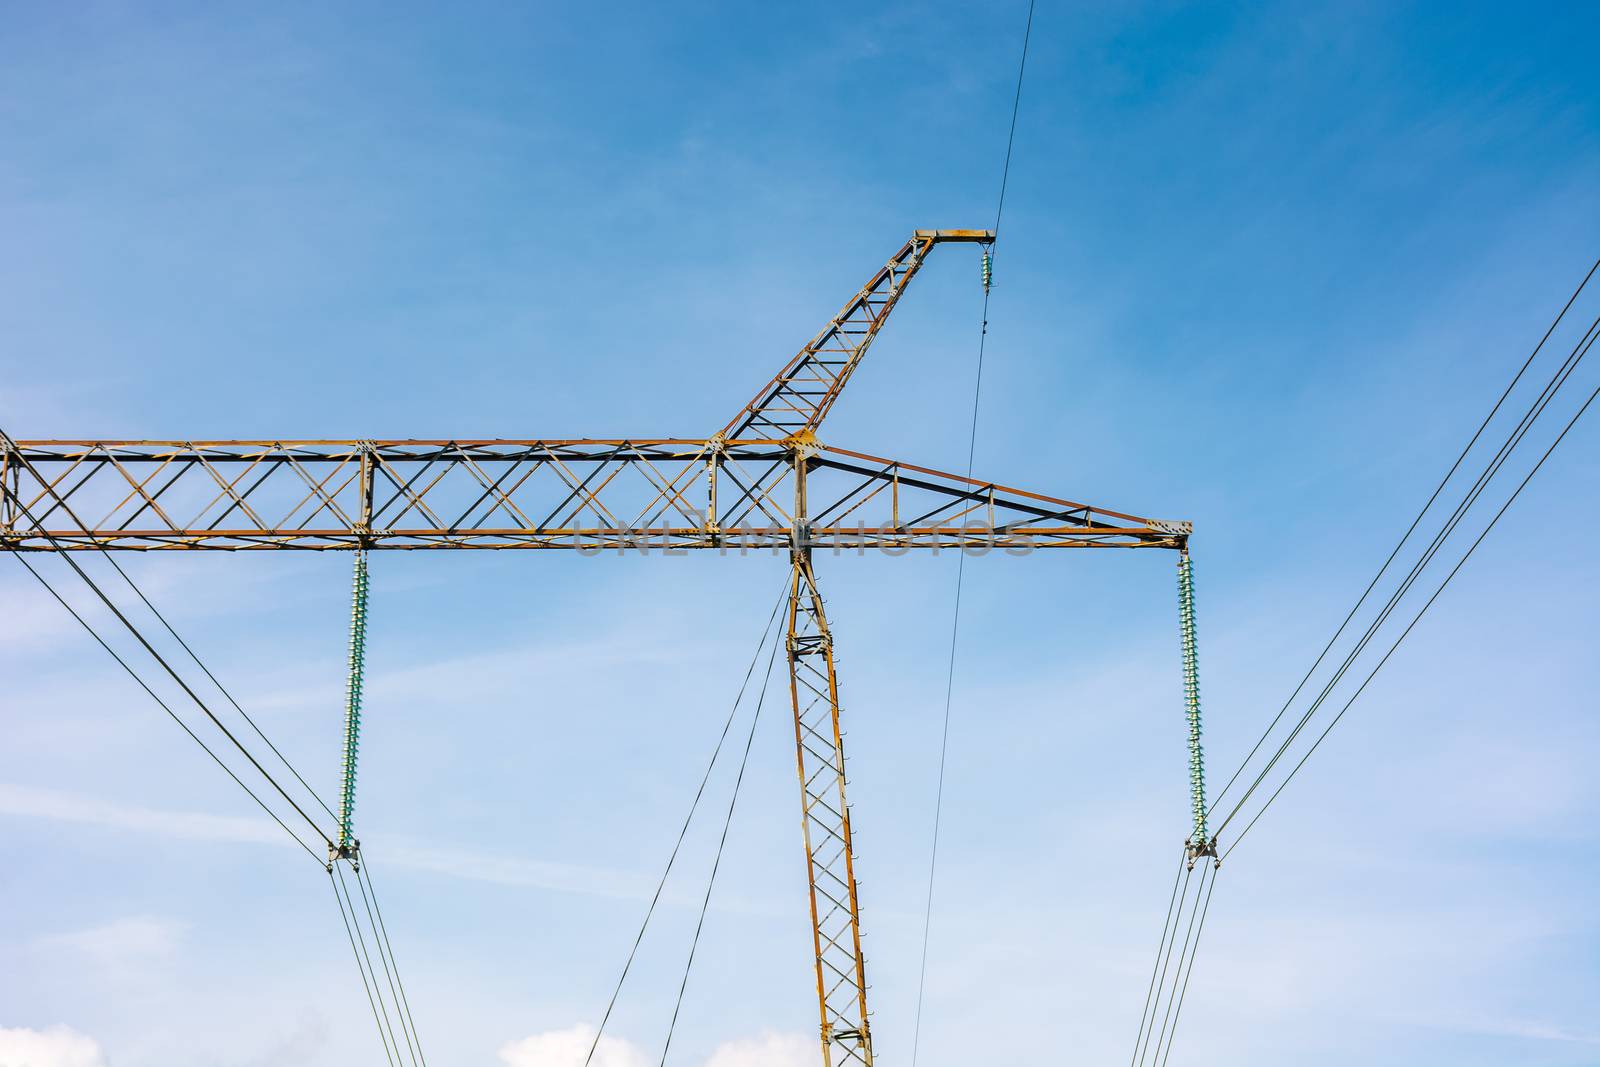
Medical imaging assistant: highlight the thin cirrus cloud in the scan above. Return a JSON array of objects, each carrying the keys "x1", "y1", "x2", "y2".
[{"x1": 0, "y1": 782, "x2": 650, "y2": 900}]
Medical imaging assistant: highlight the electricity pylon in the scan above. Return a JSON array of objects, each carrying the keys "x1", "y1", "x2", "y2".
[{"x1": 1, "y1": 229, "x2": 1200, "y2": 1067}]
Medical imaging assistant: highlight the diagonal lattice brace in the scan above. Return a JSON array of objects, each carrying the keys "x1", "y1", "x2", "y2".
[{"x1": 724, "y1": 230, "x2": 991, "y2": 440}]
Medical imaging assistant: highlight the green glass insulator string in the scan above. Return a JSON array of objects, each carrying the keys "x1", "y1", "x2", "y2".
[
  {"x1": 1177, "y1": 551, "x2": 1209, "y2": 852},
  {"x1": 338, "y1": 550, "x2": 371, "y2": 852}
]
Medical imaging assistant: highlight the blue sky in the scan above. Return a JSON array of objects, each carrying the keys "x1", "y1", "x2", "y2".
[{"x1": 2, "y1": 2, "x2": 1598, "y2": 1065}]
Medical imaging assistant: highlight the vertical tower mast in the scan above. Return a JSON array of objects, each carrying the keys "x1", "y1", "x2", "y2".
[{"x1": 787, "y1": 443, "x2": 872, "y2": 1065}]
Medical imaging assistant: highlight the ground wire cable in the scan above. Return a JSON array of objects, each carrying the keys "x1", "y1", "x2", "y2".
[
  {"x1": 583, "y1": 578, "x2": 789, "y2": 1066},
  {"x1": 1207, "y1": 257, "x2": 1599, "y2": 816},
  {"x1": 911, "y1": 3, "x2": 1035, "y2": 1061},
  {"x1": 1221, "y1": 370, "x2": 1600, "y2": 859},
  {"x1": 1213, "y1": 310, "x2": 1600, "y2": 841},
  {"x1": 657, "y1": 616, "x2": 784, "y2": 1067}
]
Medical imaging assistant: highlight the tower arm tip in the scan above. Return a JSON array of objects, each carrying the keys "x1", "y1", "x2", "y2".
[{"x1": 915, "y1": 228, "x2": 994, "y2": 243}]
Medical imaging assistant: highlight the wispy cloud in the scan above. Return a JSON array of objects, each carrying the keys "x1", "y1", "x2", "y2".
[
  {"x1": 376, "y1": 840, "x2": 651, "y2": 901},
  {"x1": 0, "y1": 782, "x2": 288, "y2": 847},
  {"x1": 0, "y1": 782, "x2": 649, "y2": 900},
  {"x1": 39, "y1": 916, "x2": 187, "y2": 968}
]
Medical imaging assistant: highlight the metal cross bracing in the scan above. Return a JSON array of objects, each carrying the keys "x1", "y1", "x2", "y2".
[
  {"x1": 1, "y1": 229, "x2": 1199, "y2": 1067},
  {"x1": 0, "y1": 438, "x2": 1187, "y2": 553}
]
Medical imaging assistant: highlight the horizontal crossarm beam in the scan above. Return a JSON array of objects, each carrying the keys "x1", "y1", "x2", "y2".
[{"x1": 1, "y1": 439, "x2": 1189, "y2": 551}]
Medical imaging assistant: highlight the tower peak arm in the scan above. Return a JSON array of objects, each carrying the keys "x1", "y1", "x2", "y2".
[{"x1": 721, "y1": 229, "x2": 992, "y2": 441}]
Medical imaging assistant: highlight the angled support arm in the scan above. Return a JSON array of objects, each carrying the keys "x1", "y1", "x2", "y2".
[{"x1": 723, "y1": 230, "x2": 992, "y2": 441}]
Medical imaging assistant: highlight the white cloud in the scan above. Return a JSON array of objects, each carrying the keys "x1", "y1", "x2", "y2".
[
  {"x1": 498, "y1": 1024, "x2": 648, "y2": 1067},
  {"x1": 496, "y1": 1027, "x2": 814, "y2": 1067},
  {"x1": 703, "y1": 1032, "x2": 813, "y2": 1067},
  {"x1": 0, "y1": 1025, "x2": 107, "y2": 1067}
]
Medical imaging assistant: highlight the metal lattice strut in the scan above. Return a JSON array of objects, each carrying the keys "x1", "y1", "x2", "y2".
[{"x1": 786, "y1": 554, "x2": 872, "y2": 1067}]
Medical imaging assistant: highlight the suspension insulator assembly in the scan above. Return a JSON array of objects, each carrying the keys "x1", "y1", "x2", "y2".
[
  {"x1": 337, "y1": 550, "x2": 370, "y2": 855},
  {"x1": 981, "y1": 248, "x2": 993, "y2": 292},
  {"x1": 1177, "y1": 550, "x2": 1213, "y2": 862}
]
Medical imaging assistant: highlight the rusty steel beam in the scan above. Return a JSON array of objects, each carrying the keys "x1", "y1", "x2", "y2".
[
  {"x1": 0, "y1": 438, "x2": 1188, "y2": 552},
  {"x1": 786, "y1": 552, "x2": 872, "y2": 1066}
]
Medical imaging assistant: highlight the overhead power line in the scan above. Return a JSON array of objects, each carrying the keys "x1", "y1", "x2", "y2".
[
  {"x1": 1208, "y1": 255, "x2": 1600, "y2": 818},
  {"x1": 585, "y1": 580, "x2": 789, "y2": 1067},
  {"x1": 1210, "y1": 253, "x2": 1600, "y2": 850},
  {"x1": 913, "y1": 4, "x2": 1036, "y2": 1062},
  {"x1": 0, "y1": 427, "x2": 337, "y2": 848},
  {"x1": 1215, "y1": 304, "x2": 1599, "y2": 846},
  {"x1": 9, "y1": 550, "x2": 327, "y2": 864},
  {"x1": 1134, "y1": 254, "x2": 1598, "y2": 1067},
  {"x1": 657, "y1": 615, "x2": 785, "y2": 1067},
  {"x1": 1223, "y1": 370, "x2": 1600, "y2": 859}
]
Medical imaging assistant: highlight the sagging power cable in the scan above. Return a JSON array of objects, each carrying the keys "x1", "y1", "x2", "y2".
[
  {"x1": 1130, "y1": 255, "x2": 1598, "y2": 1067},
  {"x1": 9, "y1": 550, "x2": 327, "y2": 864},
  {"x1": 657, "y1": 613, "x2": 784, "y2": 1067},
  {"x1": 912, "y1": 3, "x2": 1036, "y2": 1061},
  {"x1": 1129, "y1": 848, "x2": 1218, "y2": 1067},
  {"x1": 4, "y1": 430, "x2": 429, "y2": 1064},
  {"x1": 1208, "y1": 255, "x2": 1600, "y2": 819},
  {"x1": 0, "y1": 430, "x2": 337, "y2": 848},
  {"x1": 357, "y1": 858, "x2": 428, "y2": 1066},
  {"x1": 584, "y1": 579, "x2": 790, "y2": 1067},
  {"x1": 1222, "y1": 369, "x2": 1600, "y2": 859},
  {"x1": 0, "y1": 428, "x2": 340, "y2": 827},
  {"x1": 329, "y1": 864, "x2": 401, "y2": 1067},
  {"x1": 1211, "y1": 289, "x2": 1600, "y2": 849},
  {"x1": 1152, "y1": 861, "x2": 1216, "y2": 1067}
]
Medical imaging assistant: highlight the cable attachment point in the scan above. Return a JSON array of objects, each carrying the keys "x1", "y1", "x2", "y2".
[
  {"x1": 1184, "y1": 835, "x2": 1219, "y2": 870},
  {"x1": 328, "y1": 838, "x2": 362, "y2": 870}
]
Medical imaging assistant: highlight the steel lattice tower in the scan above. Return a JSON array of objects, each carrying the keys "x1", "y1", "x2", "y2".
[{"x1": 1, "y1": 229, "x2": 1204, "y2": 1066}]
